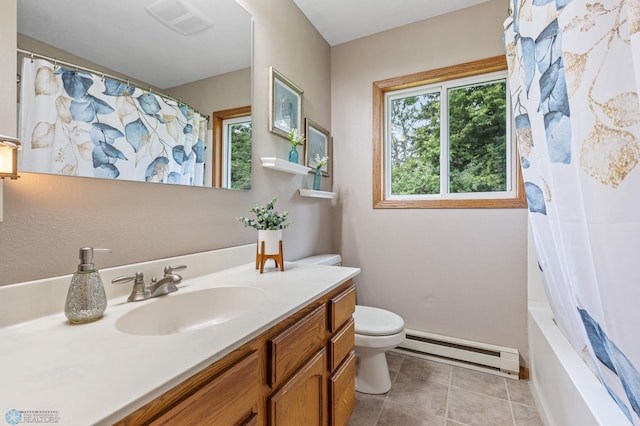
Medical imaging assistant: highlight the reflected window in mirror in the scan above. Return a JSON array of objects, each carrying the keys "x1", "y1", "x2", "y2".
[
  {"x1": 223, "y1": 116, "x2": 252, "y2": 190},
  {"x1": 213, "y1": 106, "x2": 251, "y2": 190}
]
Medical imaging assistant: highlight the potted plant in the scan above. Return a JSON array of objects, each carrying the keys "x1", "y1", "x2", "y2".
[
  {"x1": 237, "y1": 198, "x2": 290, "y2": 257},
  {"x1": 312, "y1": 154, "x2": 329, "y2": 190},
  {"x1": 288, "y1": 129, "x2": 305, "y2": 164}
]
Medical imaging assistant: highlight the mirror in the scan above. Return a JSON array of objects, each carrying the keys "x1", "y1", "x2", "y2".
[{"x1": 16, "y1": 0, "x2": 252, "y2": 189}]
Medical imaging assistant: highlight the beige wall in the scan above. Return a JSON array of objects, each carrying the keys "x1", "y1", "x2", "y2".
[
  {"x1": 3, "y1": 0, "x2": 530, "y2": 364},
  {"x1": 166, "y1": 68, "x2": 251, "y2": 118},
  {"x1": 331, "y1": 0, "x2": 530, "y2": 362},
  {"x1": 0, "y1": 0, "x2": 332, "y2": 285}
]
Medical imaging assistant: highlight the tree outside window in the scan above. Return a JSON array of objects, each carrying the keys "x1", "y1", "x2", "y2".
[
  {"x1": 224, "y1": 118, "x2": 252, "y2": 190},
  {"x1": 212, "y1": 106, "x2": 251, "y2": 191},
  {"x1": 373, "y1": 56, "x2": 526, "y2": 209}
]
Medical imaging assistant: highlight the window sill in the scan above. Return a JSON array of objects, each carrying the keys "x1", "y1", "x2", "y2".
[{"x1": 373, "y1": 196, "x2": 527, "y2": 209}]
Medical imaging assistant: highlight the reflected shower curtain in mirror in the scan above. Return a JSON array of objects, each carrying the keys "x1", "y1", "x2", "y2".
[
  {"x1": 19, "y1": 58, "x2": 207, "y2": 186},
  {"x1": 505, "y1": 0, "x2": 640, "y2": 423}
]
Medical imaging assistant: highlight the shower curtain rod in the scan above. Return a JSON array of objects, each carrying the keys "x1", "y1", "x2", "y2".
[{"x1": 16, "y1": 48, "x2": 208, "y2": 119}]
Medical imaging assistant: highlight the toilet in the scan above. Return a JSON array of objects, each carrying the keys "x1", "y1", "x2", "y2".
[{"x1": 295, "y1": 254, "x2": 406, "y2": 394}]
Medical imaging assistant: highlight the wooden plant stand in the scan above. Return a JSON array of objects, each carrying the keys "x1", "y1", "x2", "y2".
[{"x1": 256, "y1": 240, "x2": 284, "y2": 274}]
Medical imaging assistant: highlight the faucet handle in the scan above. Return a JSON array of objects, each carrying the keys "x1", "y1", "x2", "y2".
[
  {"x1": 112, "y1": 272, "x2": 150, "y2": 302},
  {"x1": 112, "y1": 272, "x2": 144, "y2": 285},
  {"x1": 163, "y1": 264, "x2": 187, "y2": 276}
]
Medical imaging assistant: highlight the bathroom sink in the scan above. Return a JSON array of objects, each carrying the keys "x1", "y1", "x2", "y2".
[{"x1": 115, "y1": 286, "x2": 267, "y2": 336}]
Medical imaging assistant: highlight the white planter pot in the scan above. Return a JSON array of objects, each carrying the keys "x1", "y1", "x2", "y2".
[{"x1": 257, "y1": 229, "x2": 282, "y2": 255}]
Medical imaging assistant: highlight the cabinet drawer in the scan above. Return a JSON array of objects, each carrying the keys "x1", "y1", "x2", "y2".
[
  {"x1": 152, "y1": 351, "x2": 259, "y2": 425},
  {"x1": 329, "y1": 318, "x2": 354, "y2": 372},
  {"x1": 329, "y1": 351, "x2": 356, "y2": 426},
  {"x1": 269, "y1": 304, "x2": 327, "y2": 386},
  {"x1": 328, "y1": 284, "x2": 356, "y2": 332}
]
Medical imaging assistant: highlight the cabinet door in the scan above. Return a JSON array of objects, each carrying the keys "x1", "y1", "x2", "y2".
[
  {"x1": 268, "y1": 348, "x2": 328, "y2": 426},
  {"x1": 268, "y1": 304, "x2": 326, "y2": 386},
  {"x1": 151, "y1": 351, "x2": 260, "y2": 426},
  {"x1": 329, "y1": 351, "x2": 356, "y2": 426}
]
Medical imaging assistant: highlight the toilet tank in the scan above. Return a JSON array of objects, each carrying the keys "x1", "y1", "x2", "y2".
[{"x1": 295, "y1": 254, "x2": 342, "y2": 266}]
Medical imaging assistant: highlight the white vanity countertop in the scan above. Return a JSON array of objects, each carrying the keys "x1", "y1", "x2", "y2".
[{"x1": 0, "y1": 260, "x2": 360, "y2": 425}]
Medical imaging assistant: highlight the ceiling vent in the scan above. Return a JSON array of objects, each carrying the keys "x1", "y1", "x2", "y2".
[{"x1": 145, "y1": 0, "x2": 213, "y2": 36}]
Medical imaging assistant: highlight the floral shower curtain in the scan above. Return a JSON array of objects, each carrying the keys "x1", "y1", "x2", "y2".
[
  {"x1": 20, "y1": 58, "x2": 207, "y2": 186},
  {"x1": 505, "y1": 0, "x2": 640, "y2": 423}
]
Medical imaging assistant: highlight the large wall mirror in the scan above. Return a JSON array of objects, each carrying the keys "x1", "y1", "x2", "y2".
[{"x1": 16, "y1": 0, "x2": 252, "y2": 190}]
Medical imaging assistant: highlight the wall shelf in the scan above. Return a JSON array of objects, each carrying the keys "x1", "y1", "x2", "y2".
[
  {"x1": 298, "y1": 189, "x2": 336, "y2": 200},
  {"x1": 261, "y1": 157, "x2": 310, "y2": 175}
]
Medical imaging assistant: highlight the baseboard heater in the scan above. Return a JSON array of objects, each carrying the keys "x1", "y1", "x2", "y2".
[{"x1": 394, "y1": 329, "x2": 520, "y2": 379}]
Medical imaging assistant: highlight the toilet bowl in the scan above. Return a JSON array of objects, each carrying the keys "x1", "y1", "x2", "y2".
[
  {"x1": 294, "y1": 254, "x2": 406, "y2": 394},
  {"x1": 353, "y1": 305, "x2": 405, "y2": 394}
]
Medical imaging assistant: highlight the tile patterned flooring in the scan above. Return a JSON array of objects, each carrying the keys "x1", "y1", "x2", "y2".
[{"x1": 348, "y1": 352, "x2": 544, "y2": 426}]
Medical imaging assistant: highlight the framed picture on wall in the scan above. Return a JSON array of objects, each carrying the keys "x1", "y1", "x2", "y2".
[
  {"x1": 304, "y1": 118, "x2": 331, "y2": 176},
  {"x1": 269, "y1": 67, "x2": 303, "y2": 139}
]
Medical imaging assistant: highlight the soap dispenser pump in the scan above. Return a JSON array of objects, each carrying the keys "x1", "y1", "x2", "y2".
[{"x1": 64, "y1": 247, "x2": 111, "y2": 324}]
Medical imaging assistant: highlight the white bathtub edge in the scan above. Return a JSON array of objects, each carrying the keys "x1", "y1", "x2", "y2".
[{"x1": 528, "y1": 301, "x2": 631, "y2": 426}]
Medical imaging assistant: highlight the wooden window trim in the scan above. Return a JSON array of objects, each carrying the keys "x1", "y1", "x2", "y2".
[
  {"x1": 212, "y1": 105, "x2": 251, "y2": 188},
  {"x1": 372, "y1": 55, "x2": 526, "y2": 209}
]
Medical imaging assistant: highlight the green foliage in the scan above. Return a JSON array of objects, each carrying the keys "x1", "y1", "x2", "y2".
[
  {"x1": 289, "y1": 129, "x2": 305, "y2": 147},
  {"x1": 314, "y1": 153, "x2": 329, "y2": 170},
  {"x1": 390, "y1": 79, "x2": 507, "y2": 195},
  {"x1": 229, "y1": 121, "x2": 252, "y2": 190},
  {"x1": 448, "y1": 81, "x2": 507, "y2": 193},
  {"x1": 390, "y1": 93, "x2": 441, "y2": 195},
  {"x1": 392, "y1": 160, "x2": 439, "y2": 195},
  {"x1": 237, "y1": 198, "x2": 290, "y2": 230}
]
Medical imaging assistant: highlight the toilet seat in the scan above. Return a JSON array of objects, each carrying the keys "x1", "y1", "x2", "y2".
[
  {"x1": 354, "y1": 329, "x2": 406, "y2": 349},
  {"x1": 353, "y1": 305, "x2": 404, "y2": 336}
]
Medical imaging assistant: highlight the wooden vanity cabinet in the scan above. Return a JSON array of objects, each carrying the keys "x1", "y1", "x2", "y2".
[
  {"x1": 268, "y1": 348, "x2": 328, "y2": 425},
  {"x1": 151, "y1": 351, "x2": 260, "y2": 426},
  {"x1": 327, "y1": 285, "x2": 357, "y2": 426},
  {"x1": 116, "y1": 280, "x2": 356, "y2": 426},
  {"x1": 328, "y1": 285, "x2": 356, "y2": 333},
  {"x1": 268, "y1": 304, "x2": 327, "y2": 386},
  {"x1": 330, "y1": 350, "x2": 356, "y2": 426}
]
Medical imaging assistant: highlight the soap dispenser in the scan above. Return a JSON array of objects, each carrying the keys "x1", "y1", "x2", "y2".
[{"x1": 64, "y1": 247, "x2": 111, "y2": 324}]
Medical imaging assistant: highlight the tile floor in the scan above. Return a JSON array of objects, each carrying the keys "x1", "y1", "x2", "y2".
[{"x1": 348, "y1": 352, "x2": 544, "y2": 426}]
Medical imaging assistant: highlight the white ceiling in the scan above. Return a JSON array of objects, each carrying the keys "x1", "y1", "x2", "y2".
[
  {"x1": 17, "y1": 0, "x2": 490, "y2": 89},
  {"x1": 293, "y1": 0, "x2": 492, "y2": 46},
  {"x1": 17, "y1": 0, "x2": 252, "y2": 89}
]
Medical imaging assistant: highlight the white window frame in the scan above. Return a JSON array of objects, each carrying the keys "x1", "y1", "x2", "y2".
[
  {"x1": 384, "y1": 70, "x2": 515, "y2": 201},
  {"x1": 372, "y1": 56, "x2": 525, "y2": 209},
  {"x1": 221, "y1": 115, "x2": 252, "y2": 189}
]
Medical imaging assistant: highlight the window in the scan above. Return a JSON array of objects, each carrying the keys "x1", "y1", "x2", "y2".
[
  {"x1": 222, "y1": 116, "x2": 252, "y2": 190},
  {"x1": 212, "y1": 106, "x2": 252, "y2": 190},
  {"x1": 373, "y1": 56, "x2": 526, "y2": 209}
]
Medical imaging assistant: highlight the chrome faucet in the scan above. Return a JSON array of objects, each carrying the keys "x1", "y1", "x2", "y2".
[
  {"x1": 112, "y1": 265, "x2": 187, "y2": 302},
  {"x1": 148, "y1": 265, "x2": 186, "y2": 297}
]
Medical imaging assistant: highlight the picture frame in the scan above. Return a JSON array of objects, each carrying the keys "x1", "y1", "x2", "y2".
[
  {"x1": 269, "y1": 67, "x2": 303, "y2": 139},
  {"x1": 304, "y1": 118, "x2": 331, "y2": 176}
]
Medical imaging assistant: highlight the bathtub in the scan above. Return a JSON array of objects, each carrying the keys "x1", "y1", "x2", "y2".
[{"x1": 528, "y1": 301, "x2": 632, "y2": 426}]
